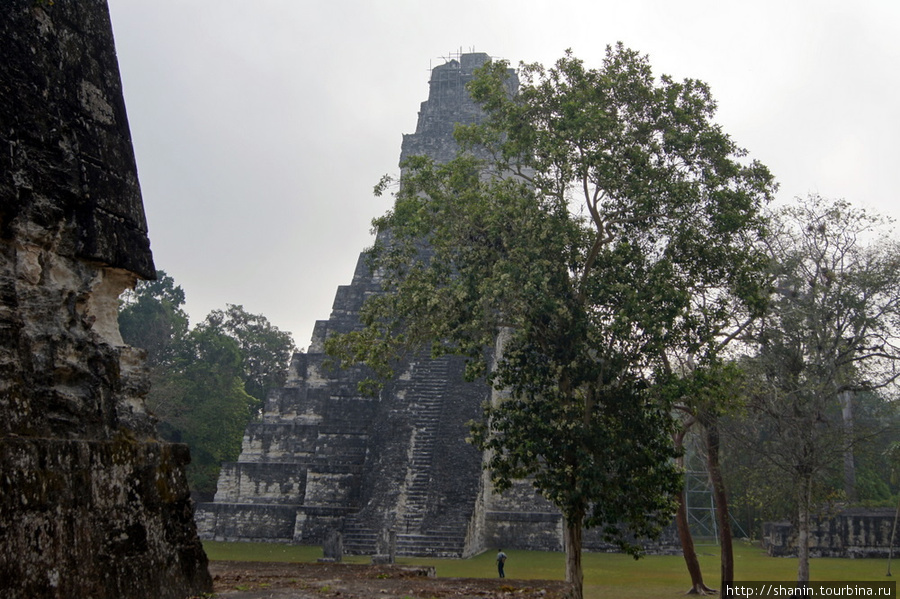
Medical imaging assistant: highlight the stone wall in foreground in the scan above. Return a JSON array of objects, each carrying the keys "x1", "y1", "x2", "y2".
[
  {"x1": 0, "y1": 2, "x2": 211, "y2": 597},
  {"x1": 1, "y1": 438, "x2": 208, "y2": 598}
]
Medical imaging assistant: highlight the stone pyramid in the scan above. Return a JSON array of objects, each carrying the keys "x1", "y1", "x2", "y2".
[{"x1": 196, "y1": 52, "x2": 587, "y2": 557}]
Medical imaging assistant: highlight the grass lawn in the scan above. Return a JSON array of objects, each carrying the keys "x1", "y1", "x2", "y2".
[{"x1": 203, "y1": 540, "x2": 896, "y2": 599}]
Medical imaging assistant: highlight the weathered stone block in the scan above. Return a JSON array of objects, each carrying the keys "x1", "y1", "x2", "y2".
[
  {"x1": 1, "y1": 1, "x2": 154, "y2": 280},
  {"x1": 0, "y1": 2, "x2": 211, "y2": 596},
  {"x1": 198, "y1": 503, "x2": 301, "y2": 542},
  {"x1": 323, "y1": 529, "x2": 343, "y2": 561},
  {"x1": 0, "y1": 438, "x2": 210, "y2": 598}
]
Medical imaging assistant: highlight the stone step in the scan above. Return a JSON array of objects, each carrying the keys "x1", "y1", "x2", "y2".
[
  {"x1": 341, "y1": 526, "x2": 378, "y2": 555},
  {"x1": 398, "y1": 535, "x2": 465, "y2": 545},
  {"x1": 396, "y1": 540, "x2": 466, "y2": 552},
  {"x1": 396, "y1": 547, "x2": 463, "y2": 558},
  {"x1": 396, "y1": 540, "x2": 465, "y2": 558}
]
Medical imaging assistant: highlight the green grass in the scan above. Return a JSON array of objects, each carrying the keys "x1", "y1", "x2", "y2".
[{"x1": 203, "y1": 540, "x2": 896, "y2": 599}]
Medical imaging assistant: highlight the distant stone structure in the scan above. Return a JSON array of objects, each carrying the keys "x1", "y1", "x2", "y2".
[
  {"x1": 763, "y1": 508, "x2": 899, "y2": 558},
  {"x1": 196, "y1": 51, "x2": 680, "y2": 557},
  {"x1": 0, "y1": 2, "x2": 211, "y2": 597}
]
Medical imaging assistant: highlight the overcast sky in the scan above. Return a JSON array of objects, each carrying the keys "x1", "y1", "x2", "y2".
[{"x1": 106, "y1": 0, "x2": 900, "y2": 349}]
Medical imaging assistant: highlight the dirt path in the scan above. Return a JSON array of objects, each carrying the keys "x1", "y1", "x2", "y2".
[{"x1": 208, "y1": 561, "x2": 572, "y2": 599}]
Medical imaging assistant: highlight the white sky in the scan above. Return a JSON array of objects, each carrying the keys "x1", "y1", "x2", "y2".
[{"x1": 106, "y1": 0, "x2": 900, "y2": 349}]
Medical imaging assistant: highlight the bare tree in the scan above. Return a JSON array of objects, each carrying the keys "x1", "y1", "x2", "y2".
[{"x1": 745, "y1": 195, "x2": 900, "y2": 581}]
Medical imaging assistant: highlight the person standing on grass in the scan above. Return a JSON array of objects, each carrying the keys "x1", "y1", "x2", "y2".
[{"x1": 496, "y1": 549, "x2": 508, "y2": 578}]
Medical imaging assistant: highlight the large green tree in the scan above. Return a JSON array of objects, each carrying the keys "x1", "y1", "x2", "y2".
[
  {"x1": 200, "y1": 304, "x2": 297, "y2": 401},
  {"x1": 741, "y1": 195, "x2": 900, "y2": 582},
  {"x1": 118, "y1": 270, "x2": 189, "y2": 368},
  {"x1": 328, "y1": 45, "x2": 775, "y2": 598},
  {"x1": 174, "y1": 325, "x2": 260, "y2": 494},
  {"x1": 118, "y1": 270, "x2": 195, "y2": 437}
]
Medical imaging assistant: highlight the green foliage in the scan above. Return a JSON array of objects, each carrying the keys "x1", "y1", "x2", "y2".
[
  {"x1": 721, "y1": 197, "x2": 900, "y2": 579},
  {"x1": 855, "y1": 466, "x2": 891, "y2": 503},
  {"x1": 738, "y1": 196, "x2": 900, "y2": 490},
  {"x1": 174, "y1": 326, "x2": 259, "y2": 493},
  {"x1": 328, "y1": 44, "x2": 775, "y2": 589},
  {"x1": 852, "y1": 394, "x2": 900, "y2": 503},
  {"x1": 200, "y1": 304, "x2": 297, "y2": 401},
  {"x1": 119, "y1": 270, "x2": 188, "y2": 367},
  {"x1": 118, "y1": 271, "x2": 295, "y2": 497}
]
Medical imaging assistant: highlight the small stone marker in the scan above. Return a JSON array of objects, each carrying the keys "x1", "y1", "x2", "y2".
[
  {"x1": 320, "y1": 529, "x2": 343, "y2": 562},
  {"x1": 371, "y1": 529, "x2": 396, "y2": 564}
]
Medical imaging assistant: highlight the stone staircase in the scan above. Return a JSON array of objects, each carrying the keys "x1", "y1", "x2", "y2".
[
  {"x1": 396, "y1": 358, "x2": 448, "y2": 530},
  {"x1": 340, "y1": 357, "x2": 478, "y2": 558},
  {"x1": 341, "y1": 518, "x2": 378, "y2": 555},
  {"x1": 397, "y1": 524, "x2": 467, "y2": 557},
  {"x1": 342, "y1": 520, "x2": 467, "y2": 558}
]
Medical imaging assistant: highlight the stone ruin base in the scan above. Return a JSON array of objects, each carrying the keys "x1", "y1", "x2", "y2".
[
  {"x1": 0, "y1": 436, "x2": 211, "y2": 599},
  {"x1": 763, "y1": 508, "x2": 899, "y2": 558}
]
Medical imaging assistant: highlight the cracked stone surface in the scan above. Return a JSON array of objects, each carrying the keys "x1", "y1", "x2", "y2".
[{"x1": 0, "y1": 2, "x2": 211, "y2": 597}]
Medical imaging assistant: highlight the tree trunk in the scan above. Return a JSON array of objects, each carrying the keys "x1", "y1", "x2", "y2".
[
  {"x1": 703, "y1": 412, "x2": 734, "y2": 589},
  {"x1": 839, "y1": 390, "x2": 857, "y2": 503},
  {"x1": 887, "y1": 489, "x2": 900, "y2": 576},
  {"x1": 676, "y1": 485, "x2": 719, "y2": 594},
  {"x1": 797, "y1": 474, "x2": 812, "y2": 583},
  {"x1": 673, "y1": 427, "x2": 716, "y2": 594},
  {"x1": 564, "y1": 515, "x2": 584, "y2": 599}
]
